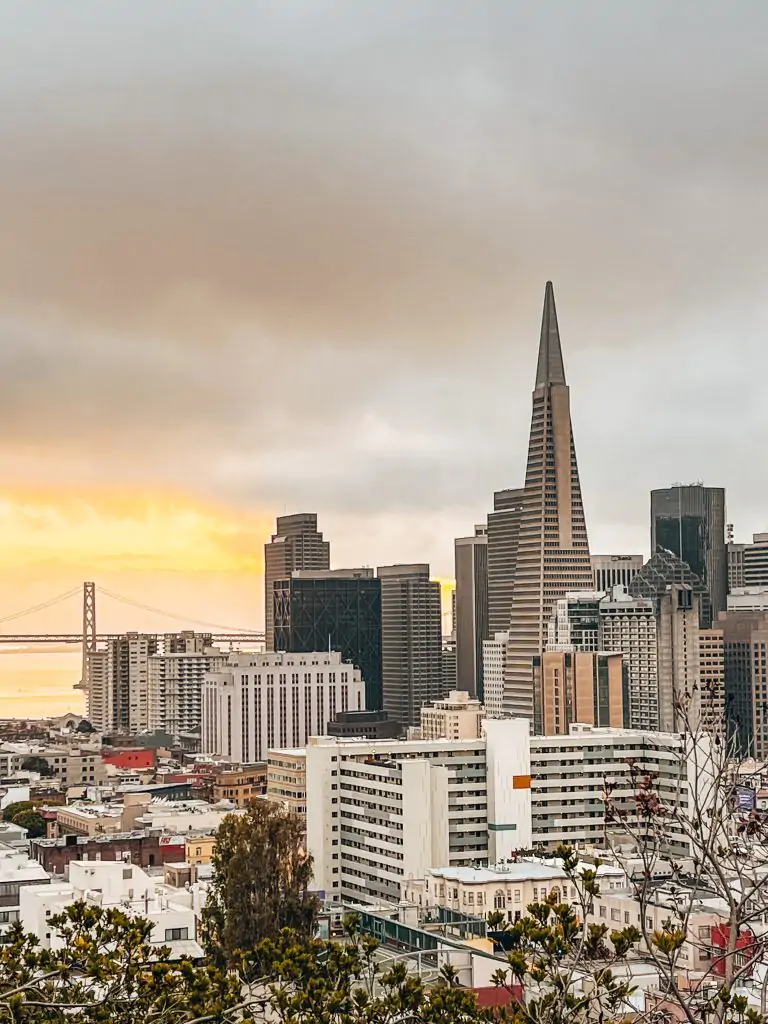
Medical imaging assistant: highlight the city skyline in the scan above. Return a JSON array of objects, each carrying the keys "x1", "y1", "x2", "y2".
[{"x1": 2, "y1": 4, "x2": 768, "y2": 712}]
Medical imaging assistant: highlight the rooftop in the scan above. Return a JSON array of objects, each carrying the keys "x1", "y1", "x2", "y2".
[{"x1": 428, "y1": 860, "x2": 625, "y2": 885}]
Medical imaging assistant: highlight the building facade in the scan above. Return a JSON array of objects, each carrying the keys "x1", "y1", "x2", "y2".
[
  {"x1": 419, "y1": 690, "x2": 485, "y2": 740},
  {"x1": 201, "y1": 651, "x2": 365, "y2": 762},
  {"x1": 650, "y1": 484, "x2": 727, "y2": 623},
  {"x1": 486, "y1": 488, "x2": 526, "y2": 639},
  {"x1": 264, "y1": 513, "x2": 330, "y2": 652},
  {"x1": 305, "y1": 719, "x2": 532, "y2": 905},
  {"x1": 266, "y1": 748, "x2": 307, "y2": 820},
  {"x1": 532, "y1": 651, "x2": 626, "y2": 736},
  {"x1": 326, "y1": 710, "x2": 402, "y2": 740},
  {"x1": 273, "y1": 569, "x2": 382, "y2": 711},
  {"x1": 590, "y1": 554, "x2": 644, "y2": 593},
  {"x1": 454, "y1": 528, "x2": 489, "y2": 699},
  {"x1": 378, "y1": 564, "x2": 443, "y2": 728},
  {"x1": 147, "y1": 641, "x2": 227, "y2": 739},
  {"x1": 482, "y1": 632, "x2": 508, "y2": 718},
  {"x1": 504, "y1": 283, "x2": 593, "y2": 719}
]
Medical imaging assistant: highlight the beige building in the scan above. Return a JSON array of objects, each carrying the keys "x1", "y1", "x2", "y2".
[
  {"x1": 56, "y1": 804, "x2": 124, "y2": 837},
  {"x1": 533, "y1": 650, "x2": 625, "y2": 735},
  {"x1": 41, "y1": 750, "x2": 107, "y2": 789},
  {"x1": 211, "y1": 765, "x2": 267, "y2": 808},
  {"x1": 185, "y1": 834, "x2": 216, "y2": 866},
  {"x1": 403, "y1": 860, "x2": 627, "y2": 922},
  {"x1": 419, "y1": 690, "x2": 485, "y2": 740},
  {"x1": 266, "y1": 749, "x2": 307, "y2": 820},
  {"x1": 504, "y1": 283, "x2": 593, "y2": 719},
  {"x1": 698, "y1": 628, "x2": 725, "y2": 736}
]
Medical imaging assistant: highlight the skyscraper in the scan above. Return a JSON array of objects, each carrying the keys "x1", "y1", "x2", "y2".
[
  {"x1": 504, "y1": 282, "x2": 593, "y2": 718},
  {"x1": 273, "y1": 568, "x2": 382, "y2": 710},
  {"x1": 486, "y1": 488, "x2": 525, "y2": 638},
  {"x1": 454, "y1": 527, "x2": 488, "y2": 698},
  {"x1": 378, "y1": 564, "x2": 442, "y2": 728},
  {"x1": 650, "y1": 484, "x2": 727, "y2": 624},
  {"x1": 264, "y1": 514, "x2": 330, "y2": 651},
  {"x1": 590, "y1": 554, "x2": 643, "y2": 593}
]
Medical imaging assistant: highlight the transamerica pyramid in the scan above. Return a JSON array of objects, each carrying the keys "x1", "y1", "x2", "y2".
[{"x1": 503, "y1": 282, "x2": 593, "y2": 719}]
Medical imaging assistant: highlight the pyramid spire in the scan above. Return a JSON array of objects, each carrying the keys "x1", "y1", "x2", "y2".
[{"x1": 535, "y1": 281, "x2": 566, "y2": 388}]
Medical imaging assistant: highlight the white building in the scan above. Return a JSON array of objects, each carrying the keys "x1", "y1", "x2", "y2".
[
  {"x1": 590, "y1": 555, "x2": 643, "y2": 594},
  {"x1": 19, "y1": 861, "x2": 201, "y2": 958},
  {"x1": 599, "y1": 588, "x2": 659, "y2": 732},
  {"x1": 305, "y1": 719, "x2": 532, "y2": 906},
  {"x1": 403, "y1": 859, "x2": 627, "y2": 922},
  {"x1": 419, "y1": 690, "x2": 485, "y2": 741},
  {"x1": 0, "y1": 845, "x2": 50, "y2": 930},
  {"x1": 529, "y1": 724, "x2": 712, "y2": 858},
  {"x1": 147, "y1": 643, "x2": 227, "y2": 737},
  {"x1": 482, "y1": 632, "x2": 508, "y2": 718},
  {"x1": 201, "y1": 651, "x2": 365, "y2": 762},
  {"x1": 727, "y1": 587, "x2": 768, "y2": 612}
]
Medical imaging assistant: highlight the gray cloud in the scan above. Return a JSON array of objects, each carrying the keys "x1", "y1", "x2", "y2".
[{"x1": 1, "y1": 1, "x2": 768, "y2": 574}]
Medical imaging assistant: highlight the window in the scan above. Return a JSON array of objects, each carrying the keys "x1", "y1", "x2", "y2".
[
  {"x1": 599, "y1": 906, "x2": 606, "y2": 919},
  {"x1": 165, "y1": 928, "x2": 189, "y2": 941},
  {"x1": 610, "y1": 909, "x2": 620, "y2": 922}
]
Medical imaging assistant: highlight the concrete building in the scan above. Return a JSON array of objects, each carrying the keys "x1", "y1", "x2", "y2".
[
  {"x1": 728, "y1": 541, "x2": 746, "y2": 591},
  {"x1": 39, "y1": 749, "x2": 107, "y2": 789},
  {"x1": 274, "y1": 568, "x2": 382, "y2": 710},
  {"x1": 378, "y1": 564, "x2": 443, "y2": 728},
  {"x1": 147, "y1": 639, "x2": 227, "y2": 739},
  {"x1": 201, "y1": 651, "x2": 365, "y2": 762},
  {"x1": 264, "y1": 513, "x2": 330, "y2": 652},
  {"x1": 727, "y1": 587, "x2": 768, "y2": 613},
  {"x1": 420, "y1": 691, "x2": 485, "y2": 741},
  {"x1": 20, "y1": 861, "x2": 201, "y2": 958},
  {"x1": 454, "y1": 528, "x2": 488, "y2": 699},
  {"x1": 650, "y1": 484, "x2": 727, "y2": 624},
  {"x1": 482, "y1": 632, "x2": 508, "y2": 719},
  {"x1": 529, "y1": 725, "x2": 711, "y2": 858},
  {"x1": 591, "y1": 555, "x2": 644, "y2": 594},
  {"x1": 699, "y1": 628, "x2": 726, "y2": 737},
  {"x1": 441, "y1": 637, "x2": 457, "y2": 694},
  {"x1": 403, "y1": 860, "x2": 626, "y2": 923},
  {"x1": 0, "y1": 846, "x2": 50, "y2": 930},
  {"x1": 532, "y1": 651, "x2": 626, "y2": 736},
  {"x1": 211, "y1": 764, "x2": 267, "y2": 807},
  {"x1": 720, "y1": 611, "x2": 768, "y2": 758},
  {"x1": 741, "y1": 533, "x2": 768, "y2": 588},
  {"x1": 266, "y1": 748, "x2": 307, "y2": 819},
  {"x1": 486, "y1": 488, "x2": 526, "y2": 639},
  {"x1": 305, "y1": 719, "x2": 532, "y2": 905},
  {"x1": 593, "y1": 590, "x2": 658, "y2": 732},
  {"x1": 505, "y1": 283, "x2": 593, "y2": 719}
]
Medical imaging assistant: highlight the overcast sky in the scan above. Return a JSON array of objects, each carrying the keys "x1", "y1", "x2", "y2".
[{"x1": 1, "y1": 1, "x2": 767, "y2": 634}]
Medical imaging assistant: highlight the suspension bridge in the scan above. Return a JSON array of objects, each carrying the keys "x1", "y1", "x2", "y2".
[{"x1": 0, "y1": 582, "x2": 264, "y2": 692}]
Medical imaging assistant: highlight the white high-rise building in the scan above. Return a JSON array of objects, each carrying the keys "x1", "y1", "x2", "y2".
[
  {"x1": 590, "y1": 554, "x2": 643, "y2": 593},
  {"x1": 482, "y1": 632, "x2": 508, "y2": 718},
  {"x1": 305, "y1": 719, "x2": 532, "y2": 905},
  {"x1": 419, "y1": 690, "x2": 485, "y2": 740},
  {"x1": 598, "y1": 589, "x2": 659, "y2": 732},
  {"x1": 147, "y1": 641, "x2": 227, "y2": 738},
  {"x1": 201, "y1": 651, "x2": 365, "y2": 762}
]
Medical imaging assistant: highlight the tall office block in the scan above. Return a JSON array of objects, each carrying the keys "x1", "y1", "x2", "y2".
[
  {"x1": 591, "y1": 554, "x2": 643, "y2": 593},
  {"x1": 378, "y1": 564, "x2": 442, "y2": 728},
  {"x1": 273, "y1": 569, "x2": 382, "y2": 710},
  {"x1": 454, "y1": 527, "x2": 488, "y2": 698},
  {"x1": 650, "y1": 485, "x2": 727, "y2": 624},
  {"x1": 547, "y1": 591, "x2": 604, "y2": 652},
  {"x1": 482, "y1": 632, "x2": 508, "y2": 719},
  {"x1": 486, "y1": 488, "x2": 525, "y2": 638},
  {"x1": 264, "y1": 514, "x2": 330, "y2": 651},
  {"x1": 504, "y1": 283, "x2": 593, "y2": 718},
  {"x1": 532, "y1": 650, "x2": 626, "y2": 736},
  {"x1": 720, "y1": 611, "x2": 768, "y2": 758}
]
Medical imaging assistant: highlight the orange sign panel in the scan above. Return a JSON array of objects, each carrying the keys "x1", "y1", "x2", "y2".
[{"x1": 512, "y1": 775, "x2": 531, "y2": 790}]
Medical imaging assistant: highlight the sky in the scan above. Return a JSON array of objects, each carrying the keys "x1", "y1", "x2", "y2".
[{"x1": 1, "y1": 2, "x2": 768, "y2": 711}]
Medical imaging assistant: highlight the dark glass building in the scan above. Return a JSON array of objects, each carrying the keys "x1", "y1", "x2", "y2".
[
  {"x1": 650, "y1": 485, "x2": 727, "y2": 624},
  {"x1": 273, "y1": 569, "x2": 382, "y2": 710}
]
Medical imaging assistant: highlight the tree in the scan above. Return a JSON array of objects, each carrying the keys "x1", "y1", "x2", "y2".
[
  {"x1": 2, "y1": 801, "x2": 33, "y2": 822},
  {"x1": 0, "y1": 901, "x2": 242, "y2": 1023},
  {"x1": 10, "y1": 809, "x2": 46, "y2": 838},
  {"x1": 21, "y1": 756, "x2": 53, "y2": 778},
  {"x1": 202, "y1": 801, "x2": 318, "y2": 965},
  {"x1": 75, "y1": 719, "x2": 96, "y2": 734}
]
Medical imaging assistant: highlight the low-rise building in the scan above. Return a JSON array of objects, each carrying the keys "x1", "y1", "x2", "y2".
[
  {"x1": 56, "y1": 803, "x2": 124, "y2": 837},
  {"x1": 185, "y1": 835, "x2": 216, "y2": 866},
  {"x1": 31, "y1": 830, "x2": 186, "y2": 874},
  {"x1": 211, "y1": 765, "x2": 267, "y2": 807},
  {"x1": 419, "y1": 691, "x2": 485, "y2": 741},
  {"x1": 20, "y1": 861, "x2": 202, "y2": 958},
  {"x1": 40, "y1": 749, "x2": 107, "y2": 788},
  {"x1": 0, "y1": 845, "x2": 50, "y2": 930},
  {"x1": 266, "y1": 749, "x2": 307, "y2": 819}
]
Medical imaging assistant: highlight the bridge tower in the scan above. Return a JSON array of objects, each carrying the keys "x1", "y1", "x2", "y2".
[{"x1": 81, "y1": 582, "x2": 96, "y2": 698}]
